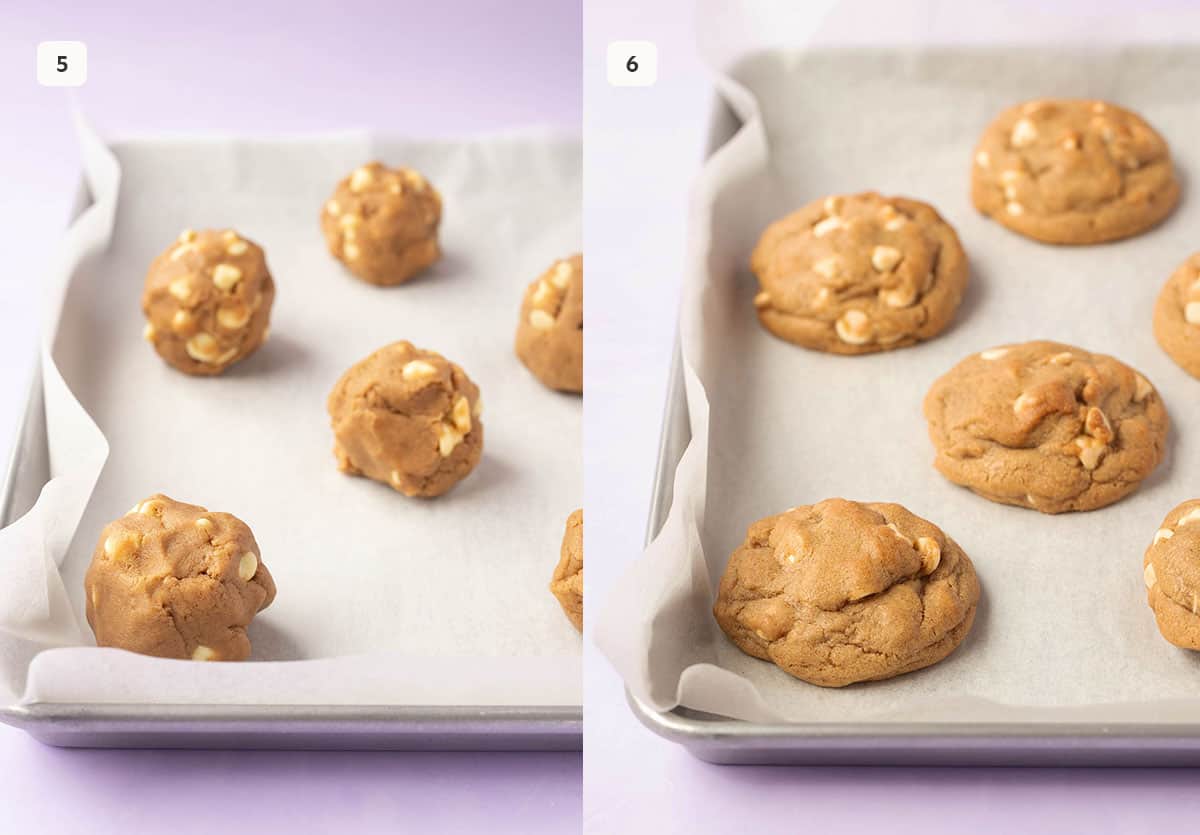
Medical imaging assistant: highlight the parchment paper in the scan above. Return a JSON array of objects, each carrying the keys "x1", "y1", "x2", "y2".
[
  {"x1": 596, "y1": 45, "x2": 1200, "y2": 724},
  {"x1": 0, "y1": 116, "x2": 582, "y2": 707}
]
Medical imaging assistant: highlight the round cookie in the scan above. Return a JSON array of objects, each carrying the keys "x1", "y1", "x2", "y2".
[
  {"x1": 142, "y1": 228, "x2": 275, "y2": 375},
  {"x1": 550, "y1": 508, "x2": 583, "y2": 631},
  {"x1": 515, "y1": 254, "x2": 583, "y2": 392},
  {"x1": 84, "y1": 494, "x2": 276, "y2": 661},
  {"x1": 320, "y1": 162, "x2": 442, "y2": 286},
  {"x1": 713, "y1": 499, "x2": 979, "y2": 688},
  {"x1": 924, "y1": 341, "x2": 1168, "y2": 514},
  {"x1": 971, "y1": 98, "x2": 1178, "y2": 244},
  {"x1": 1153, "y1": 253, "x2": 1200, "y2": 379},
  {"x1": 750, "y1": 192, "x2": 968, "y2": 355},
  {"x1": 327, "y1": 341, "x2": 482, "y2": 498},
  {"x1": 1144, "y1": 500, "x2": 1200, "y2": 649}
]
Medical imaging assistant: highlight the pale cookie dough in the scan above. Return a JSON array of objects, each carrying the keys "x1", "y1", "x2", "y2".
[
  {"x1": 1153, "y1": 253, "x2": 1200, "y2": 379},
  {"x1": 924, "y1": 341, "x2": 1168, "y2": 514},
  {"x1": 515, "y1": 254, "x2": 583, "y2": 392},
  {"x1": 321, "y1": 162, "x2": 442, "y2": 286},
  {"x1": 971, "y1": 98, "x2": 1179, "y2": 244},
  {"x1": 550, "y1": 509, "x2": 583, "y2": 631},
  {"x1": 1144, "y1": 500, "x2": 1200, "y2": 649},
  {"x1": 328, "y1": 341, "x2": 482, "y2": 498},
  {"x1": 84, "y1": 494, "x2": 276, "y2": 661},
  {"x1": 142, "y1": 228, "x2": 275, "y2": 375},
  {"x1": 750, "y1": 192, "x2": 968, "y2": 354},
  {"x1": 713, "y1": 499, "x2": 979, "y2": 688}
]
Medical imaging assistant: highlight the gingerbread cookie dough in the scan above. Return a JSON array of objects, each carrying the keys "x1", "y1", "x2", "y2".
[
  {"x1": 924, "y1": 341, "x2": 1168, "y2": 514},
  {"x1": 142, "y1": 228, "x2": 275, "y2": 375},
  {"x1": 713, "y1": 499, "x2": 979, "y2": 687},
  {"x1": 1153, "y1": 253, "x2": 1200, "y2": 379},
  {"x1": 321, "y1": 162, "x2": 442, "y2": 286},
  {"x1": 1144, "y1": 500, "x2": 1200, "y2": 649},
  {"x1": 84, "y1": 494, "x2": 276, "y2": 661},
  {"x1": 515, "y1": 254, "x2": 583, "y2": 392},
  {"x1": 750, "y1": 193, "x2": 967, "y2": 354},
  {"x1": 550, "y1": 509, "x2": 583, "y2": 631},
  {"x1": 971, "y1": 99, "x2": 1178, "y2": 244},
  {"x1": 328, "y1": 341, "x2": 482, "y2": 497}
]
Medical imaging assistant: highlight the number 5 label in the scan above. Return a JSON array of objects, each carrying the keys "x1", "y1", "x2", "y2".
[
  {"x1": 607, "y1": 41, "x2": 657, "y2": 87},
  {"x1": 37, "y1": 41, "x2": 87, "y2": 87}
]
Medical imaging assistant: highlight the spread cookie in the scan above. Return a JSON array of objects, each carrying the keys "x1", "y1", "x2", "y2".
[
  {"x1": 1144, "y1": 500, "x2": 1200, "y2": 649},
  {"x1": 321, "y1": 162, "x2": 442, "y2": 286},
  {"x1": 1153, "y1": 253, "x2": 1200, "y2": 379},
  {"x1": 971, "y1": 98, "x2": 1178, "y2": 244},
  {"x1": 550, "y1": 509, "x2": 583, "y2": 631},
  {"x1": 327, "y1": 341, "x2": 482, "y2": 497},
  {"x1": 84, "y1": 494, "x2": 276, "y2": 661},
  {"x1": 713, "y1": 499, "x2": 979, "y2": 687},
  {"x1": 750, "y1": 192, "x2": 967, "y2": 354},
  {"x1": 924, "y1": 341, "x2": 1168, "y2": 513},
  {"x1": 142, "y1": 228, "x2": 275, "y2": 375},
  {"x1": 515, "y1": 254, "x2": 583, "y2": 392}
]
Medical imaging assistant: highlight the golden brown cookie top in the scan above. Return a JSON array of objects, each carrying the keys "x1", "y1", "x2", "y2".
[
  {"x1": 515, "y1": 254, "x2": 583, "y2": 392},
  {"x1": 750, "y1": 192, "x2": 967, "y2": 354},
  {"x1": 924, "y1": 341, "x2": 1168, "y2": 513},
  {"x1": 1153, "y1": 253, "x2": 1200, "y2": 380},
  {"x1": 713, "y1": 499, "x2": 979, "y2": 687},
  {"x1": 1144, "y1": 500, "x2": 1200, "y2": 649},
  {"x1": 971, "y1": 99, "x2": 1177, "y2": 243},
  {"x1": 550, "y1": 508, "x2": 583, "y2": 632}
]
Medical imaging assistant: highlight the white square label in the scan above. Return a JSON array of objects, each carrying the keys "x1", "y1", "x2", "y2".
[
  {"x1": 37, "y1": 41, "x2": 87, "y2": 87},
  {"x1": 607, "y1": 41, "x2": 657, "y2": 87}
]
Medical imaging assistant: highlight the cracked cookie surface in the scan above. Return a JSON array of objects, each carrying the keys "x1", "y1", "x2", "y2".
[
  {"x1": 550, "y1": 508, "x2": 583, "y2": 631},
  {"x1": 84, "y1": 494, "x2": 276, "y2": 661},
  {"x1": 1144, "y1": 500, "x2": 1200, "y2": 649},
  {"x1": 713, "y1": 499, "x2": 979, "y2": 687},
  {"x1": 142, "y1": 228, "x2": 275, "y2": 376},
  {"x1": 321, "y1": 161, "x2": 442, "y2": 286},
  {"x1": 327, "y1": 341, "x2": 483, "y2": 498},
  {"x1": 1153, "y1": 253, "x2": 1200, "y2": 379},
  {"x1": 924, "y1": 340, "x2": 1168, "y2": 513},
  {"x1": 750, "y1": 192, "x2": 967, "y2": 354},
  {"x1": 515, "y1": 254, "x2": 583, "y2": 393},
  {"x1": 971, "y1": 98, "x2": 1178, "y2": 244}
]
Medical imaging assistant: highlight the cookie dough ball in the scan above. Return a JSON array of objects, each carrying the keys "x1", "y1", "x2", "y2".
[
  {"x1": 550, "y1": 509, "x2": 583, "y2": 631},
  {"x1": 924, "y1": 341, "x2": 1168, "y2": 513},
  {"x1": 713, "y1": 499, "x2": 979, "y2": 687},
  {"x1": 320, "y1": 162, "x2": 442, "y2": 286},
  {"x1": 142, "y1": 229, "x2": 275, "y2": 375},
  {"x1": 1153, "y1": 253, "x2": 1200, "y2": 379},
  {"x1": 1144, "y1": 501, "x2": 1200, "y2": 649},
  {"x1": 328, "y1": 341, "x2": 482, "y2": 497},
  {"x1": 84, "y1": 494, "x2": 276, "y2": 661},
  {"x1": 971, "y1": 99, "x2": 1178, "y2": 244},
  {"x1": 515, "y1": 255, "x2": 583, "y2": 392},
  {"x1": 750, "y1": 193, "x2": 967, "y2": 354}
]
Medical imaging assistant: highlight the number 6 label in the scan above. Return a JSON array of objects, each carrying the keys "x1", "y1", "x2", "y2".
[
  {"x1": 37, "y1": 41, "x2": 87, "y2": 87},
  {"x1": 608, "y1": 41, "x2": 657, "y2": 87}
]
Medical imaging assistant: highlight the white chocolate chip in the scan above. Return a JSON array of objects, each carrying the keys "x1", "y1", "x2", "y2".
[
  {"x1": 1011, "y1": 118, "x2": 1038, "y2": 147},
  {"x1": 192, "y1": 646, "x2": 217, "y2": 662},
  {"x1": 339, "y1": 213, "x2": 360, "y2": 229},
  {"x1": 823, "y1": 195, "x2": 844, "y2": 215},
  {"x1": 871, "y1": 245, "x2": 902, "y2": 272},
  {"x1": 980, "y1": 348, "x2": 1009, "y2": 360},
  {"x1": 217, "y1": 306, "x2": 250, "y2": 330},
  {"x1": 403, "y1": 169, "x2": 426, "y2": 190},
  {"x1": 753, "y1": 291, "x2": 771, "y2": 309},
  {"x1": 1061, "y1": 133, "x2": 1081, "y2": 151},
  {"x1": 551, "y1": 261, "x2": 573, "y2": 289},
  {"x1": 168, "y1": 276, "x2": 195, "y2": 302},
  {"x1": 532, "y1": 280, "x2": 553, "y2": 306},
  {"x1": 812, "y1": 256, "x2": 841, "y2": 280},
  {"x1": 172, "y1": 310, "x2": 192, "y2": 331},
  {"x1": 916, "y1": 537, "x2": 941, "y2": 575},
  {"x1": 185, "y1": 333, "x2": 221, "y2": 363},
  {"x1": 226, "y1": 240, "x2": 249, "y2": 256},
  {"x1": 178, "y1": 229, "x2": 197, "y2": 244},
  {"x1": 529, "y1": 309, "x2": 555, "y2": 330},
  {"x1": 401, "y1": 359, "x2": 438, "y2": 382},
  {"x1": 812, "y1": 216, "x2": 842, "y2": 237},
  {"x1": 1085, "y1": 407, "x2": 1113, "y2": 444},
  {"x1": 143, "y1": 323, "x2": 157, "y2": 342},
  {"x1": 879, "y1": 285, "x2": 917, "y2": 309},
  {"x1": 1185, "y1": 302, "x2": 1200, "y2": 325},
  {"x1": 1178, "y1": 507, "x2": 1200, "y2": 526},
  {"x1": 834, "y1": 310, "x2": 872, "y2": 345},
  {"x1": 1154, "y1": 528, "x2": 1174, "y2": 545},
  {"x1": 1134, "y1": 374, "x2": 1154, "y2": 403},
  {"x1": 343, "y1": 242, "x2": 361, "y2": 260},
  {"x1": 211, "y1": 264, "x2": 243, "y2": 291},
  {"x1": 974, "y1": 150, "x2": 991, "y2": 168},
  {"x1": 325, "y1": 200, "x2": 341, "y2": 215},
  {"x1": 1048, "y1": 352, "x2": 1074, "y2": 365},
  {"x1": 349, "y1": 166, "x2": 373, "y2": 192},
  {"x1": 238, "y1": 552, "x2": 258, "y2": 582},
  {"x1": 885, "y1": 522, "x2": 912, "y2": 546},
  {"x1": 390, "y1": 470, "x2": 404, "y2": 488},
  {"x1": 1074, "y1": 436, "x2": 1106, "y2": 470},
  {"x1": 1013, "y1": 392, "x2": 1040, "y2": 418},
  {"x1": 812, "y1": 287, "x2": 831, "y2": 308},
  {"x1": 195, "y1": 517, "x2": 212, "y2": 529},
  {"x1": 1005, "y1": 202, "x2": 1025, "y2": 216},
  {"x1": 883, "y1": 216, "x2": 907, "y2": 231},
  {"x1": 1144, "y1": 562, "x2": 1157, "y2": 589},
  {"x1": 103, "y1": 533, "x2": 140, "y2": 561},
  {"x1": 135, "y1": 499, "x2": 165, "y2": 517},
  {"x1": 1000, "y1": 169, "x2": 1022, "y2": 184},
  {"x1": 451, "y1": 396, "x2": 472, "y2": 435},
  {"x1": 437, "y1": 423, "x2": 464, "y2": 457},
  {"x1": 1003, "y1": 183, "x2": 1019, "y2": 201}
]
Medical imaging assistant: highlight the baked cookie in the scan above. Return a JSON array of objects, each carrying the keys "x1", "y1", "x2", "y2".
[
  {"x1": 971, "y1": 98, "x2": 1178, "y2": 244},
  {"x1": 328, "y1": 341, "x2": 482, "y2": 498},
  {"x1": 924, "y1": 341, "x2": 1168, "y2": 514},
  {"x1": 1144, "y1": 500, "x2": 1200, "y2": 649},
  {"x1": 84, "y1": 494, "x2": 276, "y2": 661},
  {"x1": 321, "y1": 162, "x2": 442, "y2": 286},
  {"x1": 750, "y1": 193, "x2": 967, "y2": 354},
  {"x1": 713, "y1": 499, "x2": 979, "y2": 687},
  {"x1": 550, "y1": 509, "x2": 583, "y2": 631},
  {"x1": 142, "y1": 228, "x2": 275, "y2": 375},
  {"x1": 515, "y1": 255, "x2": 583, "y2": 392},
  {"x1": 1153, "y1": 253, "x2": 1200, "y2": 379}
]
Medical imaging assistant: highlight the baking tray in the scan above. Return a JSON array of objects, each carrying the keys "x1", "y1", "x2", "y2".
[
  {"x1": 624, "y1": 70, "x2": 1200, "y2": 767},
  {"x1": 0, "y1": 178, "x2": 582, "y2": 752}
]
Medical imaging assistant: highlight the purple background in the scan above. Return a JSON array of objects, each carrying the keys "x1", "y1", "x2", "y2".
[{"x1": 0, "y1": 2, "x2": 579, "y2": 832}]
